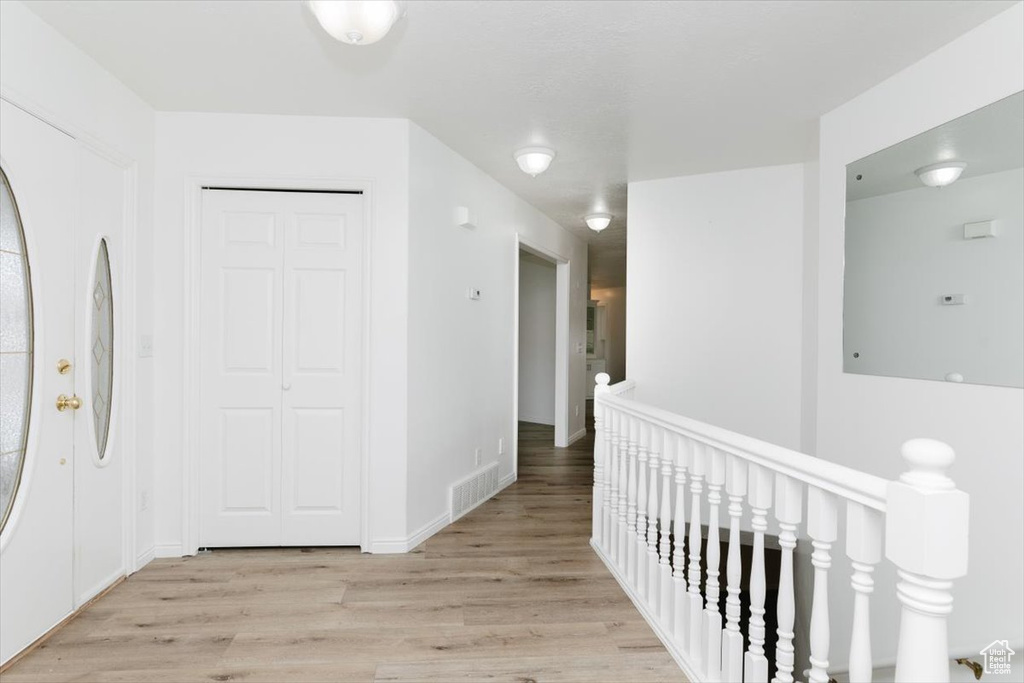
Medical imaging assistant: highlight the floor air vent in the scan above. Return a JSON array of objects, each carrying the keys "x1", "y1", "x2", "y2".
[{"x1": 450, "y1": 462, "x2": 499, "y2": 522}]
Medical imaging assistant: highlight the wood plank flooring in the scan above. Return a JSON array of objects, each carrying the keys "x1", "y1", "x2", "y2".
[{"x1": 2, "y1": 419, "x2": 685, "y2": 682}]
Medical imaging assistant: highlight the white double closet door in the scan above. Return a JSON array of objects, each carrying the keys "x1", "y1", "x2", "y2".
[{"x1": 199, "y1": 189, "x2": 363, "y2": 547}]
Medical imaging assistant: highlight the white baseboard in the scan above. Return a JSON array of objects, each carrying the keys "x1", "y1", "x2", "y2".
[
  {"x1": 590, "y1": 539, "x2": 700, "y2": 681},
  {"x1": 368, "y1": 471, "x2": 519, "y2": 554},
  {"x1": 406, "y1": 512, "x2": 450, "y2": 551},
  {"x1": 518, "y1": 413, "x2": 555, "y2": 426},
  {"x1": 154, "y1": 543, "x2": 183, "y2": 559},
  {"x1": 567, "y1": 427, "x2": 587, "y2": 445},
  {"x1": 134, "y1": 545, "x2": 156, "y2": 572},
  {"x1": 498, "y1": 471, "x2": 517, "y2": 490}
]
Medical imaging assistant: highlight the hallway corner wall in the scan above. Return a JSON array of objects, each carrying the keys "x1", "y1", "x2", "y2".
[
  {"x1": 626, "y1": 162, "x2": 809, "y2": 452},
  {"x1": 406, "y1": 122, "x2": 588, "y2": 540}
]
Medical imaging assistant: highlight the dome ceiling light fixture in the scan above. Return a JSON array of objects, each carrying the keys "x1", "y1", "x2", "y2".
[
  {"x1": 585, "y1": 213, "x2": 612, "y2": 233},
  {"x1": 915, "y1": 161, "x2": 967, "y2": 188},
  {"x1": 307, "y1": 0, "x2": 405, "y2": 46},
  {"x1": 514, "y1": 147, "x2": 556, "y2": 177}
]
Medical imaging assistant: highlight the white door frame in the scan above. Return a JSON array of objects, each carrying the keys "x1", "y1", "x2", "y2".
[
  {"x1": 180, "y1": 175, "x2": 374, "y2": 555},
  {"x1": 0, "y1": 91, "x2": 141, "y2": 580},
  {"x1": 513, "y1": 235, "x2": 572, "y2": 481}
]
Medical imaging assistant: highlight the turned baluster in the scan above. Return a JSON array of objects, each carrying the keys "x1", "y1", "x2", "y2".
[
  {"x1": 602, "y1": 406, "x2": 617, "y2": 555},
  {"x1": 659, "y1": 432, "x2": 675, "y2": 626},
  {"x1": 592, "y1": 374, "x2": 610, "y2": 545},
  {"x1": 672, "y1": 435, "x2": 690, "y2": 649},
  {"x1": 624, "y1": 416, "x2": 639, "y2": 578},
  {"x1": 888, "y1": 439, "x2": 968, "y2": 683},
  {"x1": 646, "y1": 426, "x2": 662, "y2": 615},
  {"x1": 846, "y1": 500, "x2": 882, "y2": 683},
  {"x1": 616, "y1": 412, "x2": 630, "y2": 566},
  {"x1": 704, "y1": 447, "x2": 725, "y2": 682},
  {"x1": 807, "y1": 486, "x2": 838, "y2": 683},
  {"x1": 687, "y1": 442, "x2": 707, "y2": 674},
  {"x1": 633, "y1": 419, "x2": 649, "y2": 590},
  {"x1": 745, "y1": 463, "x2": 773, "y2": 683},
  {"x1": 721, "y1": 455, "x2": 747, "y2": 683},
  {"x1": 773, "y1": 474, "x2": 803, "y2": 683}
]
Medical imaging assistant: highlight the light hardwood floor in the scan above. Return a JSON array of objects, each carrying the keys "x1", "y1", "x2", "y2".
[{"x1": 2, "y1": 419, "x2": 685, "y2": 682}]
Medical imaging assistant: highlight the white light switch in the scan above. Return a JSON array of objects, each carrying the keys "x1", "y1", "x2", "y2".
[
  {"x1": 467, "y1": 288, "x2": 481, "y2": 300},
  {"x1": 940, "y1": 294, "x2": 967, "y2": 306}
]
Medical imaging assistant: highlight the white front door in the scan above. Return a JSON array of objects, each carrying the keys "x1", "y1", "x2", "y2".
[
  {"x1": 199, "y1": 189, "x2": 363, "y2": 547},
  {"x1": 72, "y1": 145, "x2": 126, "y2": 605},
  {"x1": 0, "y1": 101, "x2": 77, "y2": 663}
]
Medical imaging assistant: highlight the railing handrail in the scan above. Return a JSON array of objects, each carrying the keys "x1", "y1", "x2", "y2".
[{"x1": 597, "y1": 384, "x2": 888, "y2": 512}]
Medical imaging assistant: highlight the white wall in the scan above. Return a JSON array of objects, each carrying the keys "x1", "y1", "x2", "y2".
[
  {"x1": 153, "y1": 112, "x2": 410, "y2": 554},
  {"x1": 518, "y1": 255, "x2": 556, "y2": 425},
  {"x1": 626, "y1": 163, "x2": 809, "y2": 451},
  {"x1": 0, "y1": 0, "x2": 156, "y2": 567},
  {"x1": 845, "y1": 167, "x2": 1024, "y2": 388},
  {"x1": 407, "y1": 122, "x2": 588, "y2": 536},
  {"x1": 818, "y1": 2, "x2": 1024, "y2": 665},
  {"x1": 591, "y1": 286, "x2": 627, "y2": 384}
]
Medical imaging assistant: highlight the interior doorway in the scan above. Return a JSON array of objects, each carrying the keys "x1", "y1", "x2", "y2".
[
  {"x1": 512, "y1": 237, "x2": 572, "y2": 483},
  {"x1": 517, "y1": 250, "x2": 557, "y2": 433}
]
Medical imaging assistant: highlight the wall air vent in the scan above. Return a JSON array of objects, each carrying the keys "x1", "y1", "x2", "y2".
[{"x1": 450, "y1": 462, "x2": 499, "y2": 522}]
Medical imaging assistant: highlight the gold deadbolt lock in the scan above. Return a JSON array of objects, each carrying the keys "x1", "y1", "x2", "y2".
[
  {"x1": 56, "y1": 394, "x2": 82, "y2": 412},
  {"x1": 57, "y1": 359, "x2": 72, "y2": 375}
]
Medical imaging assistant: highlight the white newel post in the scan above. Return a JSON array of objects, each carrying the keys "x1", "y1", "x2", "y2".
[
  {"x1": 846, "y1": 500, "x2": 883, "y2": 683},
  {"x1": 745, "y1": 463, "x2": 774, "y2": 683},
  {"x1": 673, "y1": 435, "x2": 690, "y2": 650},
  {"x1": 887, "y1": 439, "x2": 969, "y2": 683},
  {"x1": 774, "y1": 473, "x2": 803, "y2": 683},
  {"x1": 704, "y1": 447, "x2": 726, "y2": 682},
  {"x1": 807, "y1": 486, "x2": 838, "y2": 683},
  {"x1": 592, "y1": 374, "x2": 610, "y2": 547},
  {"x1": 722, "y1": 455, "x2": 748, "y2": 683}
]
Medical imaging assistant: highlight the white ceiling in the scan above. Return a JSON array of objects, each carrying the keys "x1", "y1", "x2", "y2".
[
  {"x1": 24, "y1": 0, "x2": 1015, "y2": 288},
  {"x1": 847, "y1": 91, "x2": 1024, "y2": 201}
]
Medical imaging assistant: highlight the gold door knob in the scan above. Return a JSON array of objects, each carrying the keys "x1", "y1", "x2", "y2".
[{"x1": 56, "y1": 394, "x2": 82, "y2": 412}]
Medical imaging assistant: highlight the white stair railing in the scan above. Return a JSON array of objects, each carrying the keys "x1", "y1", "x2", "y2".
[{"x1": 591, "y1": 374, "x2": 969, "y2": 683}]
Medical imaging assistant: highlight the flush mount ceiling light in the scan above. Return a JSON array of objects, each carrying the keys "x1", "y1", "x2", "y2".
[
  {"x1": 307, "y1": 0, "x2": 405, "y2": 46},
  {"x1": 585, "y1": 213, "x2": 612, "y2": 232},
  {"x1": 915, "y1": 161, "x2": 967, "y2": 188},
  {"x1": 514, "y1": 147, "x2": 555, "y2": 177}
]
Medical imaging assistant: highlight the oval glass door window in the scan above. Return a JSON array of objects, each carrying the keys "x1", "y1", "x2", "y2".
[
  {"x1": 0, "y1": 167, "x2": 34, "y2": 531},
  {"x1": 91, "y1": 239, "x2": 113, "y2": 460}
]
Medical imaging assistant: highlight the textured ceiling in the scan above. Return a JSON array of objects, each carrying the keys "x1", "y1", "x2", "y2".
[{"x1": 24, "y1": 0, "x2": 1016, "y2": 289}]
